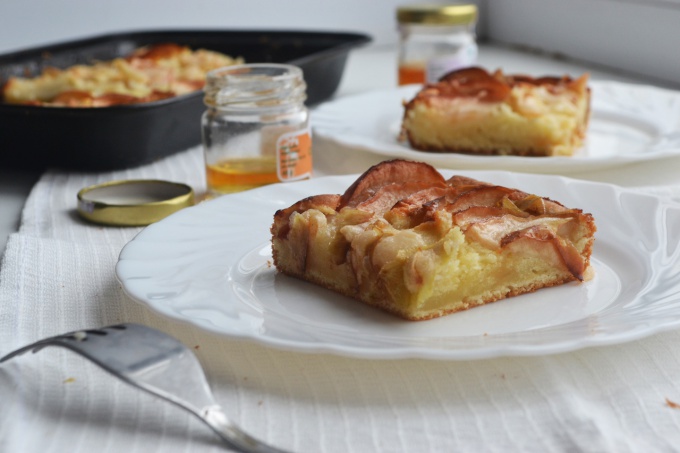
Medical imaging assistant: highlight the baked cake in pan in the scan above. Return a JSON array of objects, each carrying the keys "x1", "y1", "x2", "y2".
[{"x1": 2, "y1": 43, "x2": 242, "y2": 107}]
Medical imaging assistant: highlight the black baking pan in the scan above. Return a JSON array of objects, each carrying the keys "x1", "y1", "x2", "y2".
[{"x1": 0, "y1": 29, "x2": 371, "y2": 171}]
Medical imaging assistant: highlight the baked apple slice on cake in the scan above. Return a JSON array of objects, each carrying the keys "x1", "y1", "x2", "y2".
[{"x1": 271, "y1": 160, "x2": 596, "y2": 321}]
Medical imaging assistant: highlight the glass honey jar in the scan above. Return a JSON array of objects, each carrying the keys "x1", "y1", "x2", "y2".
[
  {"x1": 397, "y1": 3, "x2": 478, "y2": 85},
  {"x1": 201, "y1": 64, "x2": 312, "y2": 196}
]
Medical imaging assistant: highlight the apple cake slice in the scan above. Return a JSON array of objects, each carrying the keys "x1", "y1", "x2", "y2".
[
  {"x1": 400, "y1": 67, "x2": 591, "y2": 157},
  {"x1": 271, "y1": 160, "x2": 596, "y2": 321}
]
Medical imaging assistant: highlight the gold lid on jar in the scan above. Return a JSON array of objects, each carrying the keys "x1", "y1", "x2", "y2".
[
  {"x1": 77, "y1": 179, "x2": 194, "y2": 226},
  {"x1": 397, "y1": 4, "x2": 478, "y2": 25}
]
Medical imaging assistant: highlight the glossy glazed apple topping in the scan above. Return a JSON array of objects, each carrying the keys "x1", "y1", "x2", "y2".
[
  {"x1": 411, "y1": 66, "x2": 589, "y2": 104},
  {"x1": 274, "y1": 160, "x2": 596, "y2": 282}
]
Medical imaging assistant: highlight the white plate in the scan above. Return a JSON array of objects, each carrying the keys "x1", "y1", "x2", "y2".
[
  {"x1": 116, "y1": 172, "x2": 680, "y2": 360},
  {"x1": 312, "y1": 81, "x2": 680, "y2": 173}
]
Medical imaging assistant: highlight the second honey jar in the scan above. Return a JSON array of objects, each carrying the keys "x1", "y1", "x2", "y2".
[{"x1": 397, "y1": 3, "x2": 478, "y2": 85}]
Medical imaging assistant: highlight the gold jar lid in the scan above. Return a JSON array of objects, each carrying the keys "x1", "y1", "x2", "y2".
[
  {"x1": 77, "y1": 180, "x2": 194, "y2": 226},
  {"x1": 397, "y1": 4, "x2": 478, "y2": 25}
]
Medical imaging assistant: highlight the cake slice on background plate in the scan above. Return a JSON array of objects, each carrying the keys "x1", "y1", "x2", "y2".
[{"x1": 400, "y1": 67, "x2": 591, "y2": 157}]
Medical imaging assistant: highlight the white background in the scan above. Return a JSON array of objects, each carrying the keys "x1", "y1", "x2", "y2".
[
  {"x1": 0, "y1": 0, "x2": 480, "y2": 53},
  {"x1": 486, "y1": 0, "x2": 680, "y2": 88},
  {"x1": 2, "y1": 0, "x2": 679, "y2": 87}
]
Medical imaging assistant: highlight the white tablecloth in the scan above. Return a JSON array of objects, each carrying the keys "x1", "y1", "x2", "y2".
[{"x1": 2, "y1": 138, "x2": 680, "y2": 452}]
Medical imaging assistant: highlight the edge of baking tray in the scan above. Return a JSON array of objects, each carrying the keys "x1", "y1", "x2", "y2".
[{"x1": 0, "y1": 29, "x2": 372, "y2": 171}]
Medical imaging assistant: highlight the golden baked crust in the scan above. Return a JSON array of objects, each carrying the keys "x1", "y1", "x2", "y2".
[
  {"x1": 271, "y1": 159, "x2": 596, "y2": 321},
  {"x1": 401, "y1": 67, "x2": 591, "y2": 157},
  {"x1": 2, "y1": 43, "x2": 243, "y2": 107}
]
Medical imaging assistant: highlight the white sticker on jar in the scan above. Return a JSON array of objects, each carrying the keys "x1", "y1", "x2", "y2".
[{"x1": 426, "y1": 43, "x2": 478, "y2": 83}]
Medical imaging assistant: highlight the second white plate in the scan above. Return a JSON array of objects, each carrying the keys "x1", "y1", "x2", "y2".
[
  {"x1": 312, "y1": 81, "x2": 680, "y2": 173},
  {"x1": 116, "y1": 171, "x2": 680, "y2": 360}
]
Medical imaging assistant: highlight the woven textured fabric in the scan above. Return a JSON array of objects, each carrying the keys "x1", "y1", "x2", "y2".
[{"x1": 2, "y1": 144, "x2": 680, "y2": 453}]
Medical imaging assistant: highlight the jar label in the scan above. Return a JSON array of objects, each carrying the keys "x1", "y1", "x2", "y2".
[
  {"x1": 276, "y1": 128, "x2": 312, "y2": 181},
  {"x1": 426, "y1": 44, "x2": 478, "y2": 83}
]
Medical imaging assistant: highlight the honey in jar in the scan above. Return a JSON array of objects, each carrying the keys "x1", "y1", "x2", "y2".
[{"x1": 201, "y1": 64, "x2": 311, "y2": 196}]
